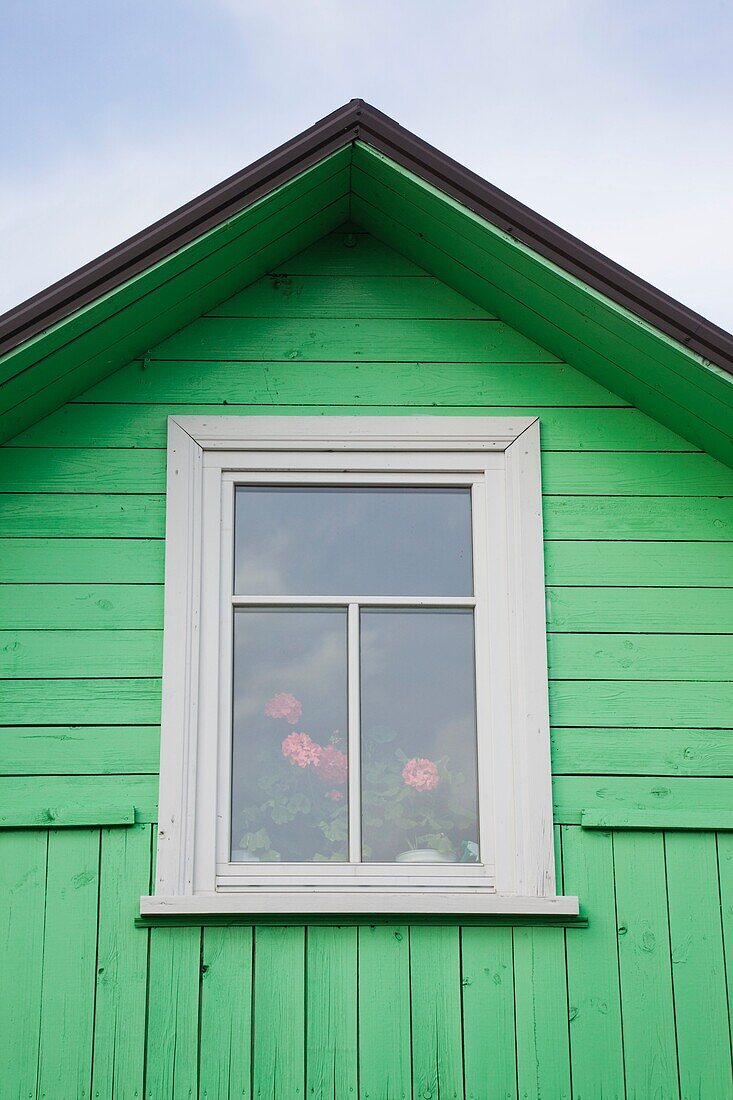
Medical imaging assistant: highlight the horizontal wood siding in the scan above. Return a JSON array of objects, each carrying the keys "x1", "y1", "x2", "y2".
[{"x1": 1, "y1": 228, "x2": 732, "y2": 1097}]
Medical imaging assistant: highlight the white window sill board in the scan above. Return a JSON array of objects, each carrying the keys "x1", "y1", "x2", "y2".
[{"x1": 140, "y1": 891, "x2": 580, "y2": 917}]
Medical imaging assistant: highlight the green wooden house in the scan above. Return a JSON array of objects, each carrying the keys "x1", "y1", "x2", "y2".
[{"x1": 1, "y1": 100, "x2": 732, "y2": 1099}]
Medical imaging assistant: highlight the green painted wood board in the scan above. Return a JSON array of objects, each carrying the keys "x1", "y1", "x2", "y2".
[
  {"x1": 151, "y1": 314, "x2": 559, "y2": 363},
  {"x1": 92, "y1": 825, "x2": 152, "y2": 1100},
  {"x1": 358, "y1": 925, "x2": 412, "y2": 1099},
  {"x1": 549, "y1": 680, "x2": 733, "y2": 728},
  {"x1": 0, "y1": 448, "x2": 165, "y2": 492},
  {"x1": 0, "y1": 629, "x2": 163, "y2": 678},
  {"x1": 553, "y1": 776, "x2": 733, "y2": 824},
  {"x1": 0, "y1": 677, "x2": 162, "y2": 724},
  {"x1": 2, "y1": 724, "x2": 160, "y2": 775},
  {"x1": 718, "y1": 833, "x2": 733, "y2": 1059},
  {"x1": 12, "y1": 402, "x2": 695, "y2": 451},
  {"x1": 665, "y1": 832, "x2": 733, "y2": 1098},
  {"x1": 461, "y1": 926, "x2": 517, "y2": 1099},
  {"x1": 613, "y1": 830, "x2": 680, "y2": 1098},
  {"x1": 252, "y1": 926, "x2": 305, "y2": 1099},
  {"x1": 306, "y1": 927, "x2": 358, "y2": 1099},
  {"x1": 546, "y1": 585, "x2": 733, "y2": 634},
  {"x1": 210, "y1": 270, "x2": 493, "y2": 318},
  {"x1": 546, "y1": 540, "x2": 733, "y2": 589},
  {"x1": 562, "y1": 826, "x2": 624, "y2": 1099},
  {"x1": 0, "y1": 775, "x2": 159, "y2": 824},
  {"x1": 582, "y1": 809, "x2": 733, "y2": 830},
  {"x1": 0, "y1": 582, "x2": 164, "y2": 629},
  {"x1": 409, "y1": 925, "x2": 464, "y2": 1099},
  {"x1": 0, "y1": 493, "x2": 165, "y2": 538},
  {"x1": 37, "y1": 828, "x2": 99, "y2": 1100},
  {"x1": 0, "y1": 806, "x2": 135, "y2": 828},
  {"x1": 551, "y1": 728, "x2": 733, "y2": 777},
  {"x1": 199, "y1": 925, "x2": 253, "y2": 1100},
  {"x1": 145, "y1": 925, "x2": 201, "y2": 1099},
  {"x1": 547, "y1": 633, "x2": 733, "y2": 681},
  {"x1": 82, "y1": 357, "x2": 620, "y2": 407},
  {"x1": 544, "y1": 494, "x2": 733, "y2": 541},
  {"x1": 271, "y1": 229, "x2": 426, "y2": 276},
  {"x1": 513, "y1": 830, "x2": 571, "y2": 1099},
  {"x1": 0, "y1": 830, "x2": 47, "y2": 1100}
]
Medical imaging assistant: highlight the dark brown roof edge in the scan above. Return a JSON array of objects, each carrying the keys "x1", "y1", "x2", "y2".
[
  {"x1": 354, "y1": 102, "x2": 733, "y2": 375},
  {"x1": 0, "y1": 100, "x2": 361, "y2": 356},
  {"x1": 2, "y1": 98, "x2": 732, "y2": 379}
]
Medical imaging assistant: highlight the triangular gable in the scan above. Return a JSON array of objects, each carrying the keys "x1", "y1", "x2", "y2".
[{"x1": 1, "y1": 100, "x2": 731, "y2": 464}]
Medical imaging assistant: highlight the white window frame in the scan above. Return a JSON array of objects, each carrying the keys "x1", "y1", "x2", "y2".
[{"x1": 141, "y1": 415, "x2": 578, "y2": 916}]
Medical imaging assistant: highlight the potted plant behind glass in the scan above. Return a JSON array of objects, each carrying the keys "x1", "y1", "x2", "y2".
[
  {"x1": 233, "y1": 693, "x2": 350, "y2": 862},
  {"x1": 234, "y1": 694, "x2": 480, "y2": 866},
  {"x1": 361, "y1": 731, "x2": 479, "y2": 863}
]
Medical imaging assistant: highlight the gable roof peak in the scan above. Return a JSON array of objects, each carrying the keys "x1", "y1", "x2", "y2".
[{"x1": 2, "y1": 98, "x2": 731, "y2": 379}]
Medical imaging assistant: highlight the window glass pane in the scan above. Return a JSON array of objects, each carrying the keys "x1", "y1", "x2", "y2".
[
  {"x1": 231, "y1": 609, "x2": 348, "y2": 862},
  {"x1": 234, "y1": 486, "x2": 473, "y2": 596},
  {"x1": 360, "y1": 609, "x2": 480, "y2": 863}
]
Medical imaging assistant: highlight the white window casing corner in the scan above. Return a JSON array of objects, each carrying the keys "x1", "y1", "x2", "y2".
[{"x1": 145, "y1": 415, "x2": 578, "y2": 917}]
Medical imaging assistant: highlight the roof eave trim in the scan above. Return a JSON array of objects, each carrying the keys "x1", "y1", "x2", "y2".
[
  {"x1": 1, "y1": 97, "x2": 732, "y2": 379},
  {"x1": 0, "y1": 101, "x2": 362, "y2": 356},
  {"x1": 354, "y1": 103, "x2": 733, "y2": 374}
]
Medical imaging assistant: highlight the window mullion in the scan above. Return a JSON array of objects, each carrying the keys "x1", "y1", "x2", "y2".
[{"x1": 347, "y1": 602, "x2": 361, "y2": 863}]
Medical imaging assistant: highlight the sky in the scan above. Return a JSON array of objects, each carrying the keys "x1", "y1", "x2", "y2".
[{"x1": 2, "y1": 0, "x2": 732, "y2": 330}]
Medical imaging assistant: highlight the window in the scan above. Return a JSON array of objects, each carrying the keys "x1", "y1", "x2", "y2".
[{"x1": 144, "y1": 417, "x2": 578, "y2": 915}]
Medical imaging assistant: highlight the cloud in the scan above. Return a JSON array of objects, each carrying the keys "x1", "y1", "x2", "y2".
[
  {"x1": 2, "y1": 0, "x2": 732, "y2": 328},
  {"x1": 0, "y1": 128, "x2": 245, "y2": 313}
]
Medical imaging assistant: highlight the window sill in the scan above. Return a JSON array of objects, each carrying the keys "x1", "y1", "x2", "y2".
[{"x1": 140, "y1": 890, "x2": 580, "y2": 919}]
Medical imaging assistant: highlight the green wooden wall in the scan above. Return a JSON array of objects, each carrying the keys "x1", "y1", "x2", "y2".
[{"x1": 1, "y1": 228, "x2": 732, "y2": 1099}]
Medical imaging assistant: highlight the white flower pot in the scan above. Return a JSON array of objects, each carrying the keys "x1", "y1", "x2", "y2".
[{"x1": 395, "y1": 847, "x2": 454, "y2": 864}]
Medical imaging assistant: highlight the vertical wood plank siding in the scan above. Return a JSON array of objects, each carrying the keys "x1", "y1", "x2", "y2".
[{"x1": 1, "y1": 229, "x2": 732, "y2": 1098}]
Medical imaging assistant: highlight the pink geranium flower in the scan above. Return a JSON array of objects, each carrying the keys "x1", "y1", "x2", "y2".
[
  {"x1": 402, "y1": 757, "x2": 440, "y2": 791},
  {"x1": 281, "y1": 732, "x2": 322, "y2": 768},
  {"x1": 325, "y1": 789, "x2": 344, "y2": 802},
  {"x1": 314, "y1": 745, "x2": 348, "y2": 784},
  {"x1": 265, "y1": 692, "x2": 302, "y2": 725}
]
